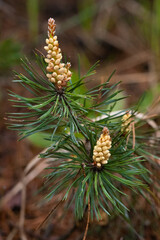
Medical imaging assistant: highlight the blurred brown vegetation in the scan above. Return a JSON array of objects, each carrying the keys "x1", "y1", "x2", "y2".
[{"x1": 0, "y1": 0, "x2": 160, "y2": 239}]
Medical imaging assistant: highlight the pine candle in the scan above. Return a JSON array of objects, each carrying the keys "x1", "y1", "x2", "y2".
[
  {"x1": 44, "y1": 18, "x2": 72, "y2": 89},
  {"x1": 93, "y1": 127, "x2": 111, "y2": 168},
  {"x1": 121, "y1": 112, "x2": 132, "y2": 134}
]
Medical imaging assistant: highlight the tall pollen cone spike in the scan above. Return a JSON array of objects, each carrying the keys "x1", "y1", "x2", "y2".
[
  {"x1": 121, "y1": 111, "x2": 132, "y2": 134},
  {"x1": 44, "y1": 18, "x2": 72, "y2": 89},
  {"x1": 93, "y1": 127, "x2": 112, "y2": 168}
]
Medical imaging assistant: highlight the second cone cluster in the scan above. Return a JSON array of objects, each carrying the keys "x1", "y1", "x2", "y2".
[{"x1": 93, "y1": 127, "x2": 111, "y2": 168}]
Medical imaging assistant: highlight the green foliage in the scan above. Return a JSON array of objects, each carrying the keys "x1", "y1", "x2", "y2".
[
  {"x1": 138, "y1": 83, "x2": 160, "y2": 112},
  {"x1": 136, "y1": 0, "x2": 160, "y2": 56},
  {"x1": 151, "y1": 0, "x2": 160, "y2": 55},
  {"x1": 27, "y1": 0, "x2": 39, "y2": 43},
  {"x1": 8, "y1": 55, "x2": 124, "y2": 142},
  {"x1": 42, "y1": 127, "x2": 149, "y2": 220},
  {"x1": 8, "y1": 55, "x2": 97, "y2": 140},
  {"x1": 0, "y1": 39, "x2": 21, "y2": 72},
  {"x1": 28, "y1": 132, "x2": 52, "y2": 148},
  {"x1": 59, "y1": 2, "x2": 97, "y2": 33},
  {"x1": 78, "y1": 0, "x2": 96, "y2": 30},
  {"x1": 8, "y1": 53, "x2": 159, "y2": 223}
]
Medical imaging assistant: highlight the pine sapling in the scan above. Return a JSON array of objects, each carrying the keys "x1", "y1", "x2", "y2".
[{"x1": 7, "y1": 17, "x2": 160, "y2": 240}]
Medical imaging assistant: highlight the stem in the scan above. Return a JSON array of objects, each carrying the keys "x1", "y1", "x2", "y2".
[
  {"x1": 82, "y1": 198, "x2": 90, "y2": 240},
  {"x1": 36, "y1": 199, "x2": 63, "y2": 230},
  {"x1": 62, "y1": 96, "x2": 81, "y2": 131},
  {"x1": 82, "y1": 163, "x2": 90, "y2": 240},
  {"x1": 132, "y1": 121, "x2": 135, "y2": 149},
  {"x1": 36, "y1": 169, "x2": 81, "y2": 231}
]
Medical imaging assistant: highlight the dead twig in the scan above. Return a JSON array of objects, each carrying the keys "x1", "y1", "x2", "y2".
[
  {"x1": 6, "y1": 228, "x2": 18, "y2": 240},
  {"x1": 108, "y1": 51, "x2": 151, "y2": 73},
  {"x1": 36, "y1": 168, "x2": 81, "y2": 231},
  {"x1": 19, "y1": 173, "x2": 27, "y2": 240},
  {"x1": 0, "y1": 158, "x2": 48, "y2": 207},
  {"x1": 36, "y1": 199, "x2": 64, "y2": 231},
  {"x1": 24, "y1": 148, "x2": 47, "y2": 175}
]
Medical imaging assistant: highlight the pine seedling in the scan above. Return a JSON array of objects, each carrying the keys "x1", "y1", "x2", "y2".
[{"x1": 8, "y1": 18, "x2": 160, "y2": 239}]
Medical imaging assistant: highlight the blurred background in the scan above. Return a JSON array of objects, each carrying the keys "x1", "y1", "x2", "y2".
[{"x1": 0, "y1": 0, "x2": 160, "y2": 239}]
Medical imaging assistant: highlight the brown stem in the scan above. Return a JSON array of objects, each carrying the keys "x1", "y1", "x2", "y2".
[
  {"x1": 81, "y1": 163, "x2": 90, "y2": 240},
  {"x1": 132, "y1": 122, "x2": 135, "y2": 149},
  {"x1": 82, "y1": 197, "x2": 90, "y2": 240},
  {"x1": 36, "y1": 168, "x2": 81, "y2": 231},
  {"x1": 36, "y1": 200, "x2": 63, "y2": 231}
]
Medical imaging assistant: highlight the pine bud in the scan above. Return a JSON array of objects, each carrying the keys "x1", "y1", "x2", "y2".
[
  {"x1": 51, "y1": 77, "x2": 55, "y2": 83},
  {"x1": 53, "y1": 46, "x2": 58, "y2": 51},
  {"x1": 48, "y1": 18, "x2": 56, "y2": 38},
  {"x1": 45, "y1": 58, "x2": 50, "y2": 63},
  {"x1": 46, "y1": 39, "x2": 49, "y2": 44},
  {"x1": 52, "y1": 72, "x2": 57, "y2": 77},
  {"x1": 44, "y1": 46, "x2": 49, "y2": 51},
  {"x1": 57, "y1": 80, "x2": 62, "y2": 85},
  {"x1": 49, "y1": 37, "x2": 53, "y2": 43},
  {"x1": 55, "y1": 59, "x2": 60, "y2": 65},
  {"x1": 54, "y1": 40, "x2": 58, "y2": 46},
  {"x1": 93, "y1": 127, "x2": 112, "y2": 168},
  {"x1": 121, "y1": 112, "x2": 132, "y2": 134},
  {"x1": 48, "y1": 44, "x2": 53, "y2": 49},
  {"x1": 52, "y1": 51, "x2": 56, "y2": 57},
  {"x1": 47, "y1": 54, "x2": 52, "y2": 59}
]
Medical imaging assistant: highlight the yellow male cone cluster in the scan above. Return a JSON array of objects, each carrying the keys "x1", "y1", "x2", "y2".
[
  {"x1": 121, "y1": 112, "x2": 132, "y2": 134},
  {"x1": 93, "y1": 127, "x2": 111, "y2": 168},
  {"x1": 44, "y1": 18, "x2": 72, "y2": 89}
]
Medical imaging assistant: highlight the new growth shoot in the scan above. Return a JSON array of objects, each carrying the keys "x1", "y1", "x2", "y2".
[
  {"x1": 93, "y1": 127, "x2": 111, "y2": 168},
  {"x1": 44, "y1": 18, "x2": 72, "y2": 89}
]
